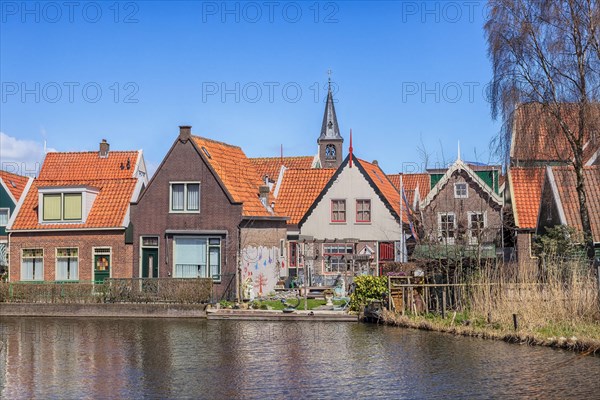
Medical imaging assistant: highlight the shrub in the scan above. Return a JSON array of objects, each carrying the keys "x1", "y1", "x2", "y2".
[{"x1": 349, "y1": 275, "x2": 388, "y2": 311}]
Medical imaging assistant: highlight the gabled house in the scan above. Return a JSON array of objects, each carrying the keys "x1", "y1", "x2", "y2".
[
  {"x1": 0, "y1": 171, "x2": 33, "y2": 276},
  {"x1": 387, "y1": 173, "x2": 431, "y2": 212},
  {"x1": 7, "y1": 141, "x2": 147, "y2": 282},
  {"x1": 415, "y1": 158, "x2": 504, "y2": 261},
  {"x1": 130, "y1": 127, "x2": 287, "y2": 300},
  {"x1": 286, "y1": 153, "x2": 408, "y2": 285},
  {"x1": 537, "y1": 165, "x2": 600, "y2": 258}
]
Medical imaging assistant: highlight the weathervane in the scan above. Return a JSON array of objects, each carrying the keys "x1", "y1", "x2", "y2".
[{"x1": 327, "y1": 69, "x2": 332, "y2": 88}]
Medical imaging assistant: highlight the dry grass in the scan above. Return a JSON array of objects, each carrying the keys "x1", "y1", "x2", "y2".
[{"x1": 383, "y1": 258, "x2": 600, "y2": 354}]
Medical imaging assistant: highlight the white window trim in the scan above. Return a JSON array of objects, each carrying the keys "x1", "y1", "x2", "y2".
[
  {"x1": 55, "y1": 247, "x2": 79, "y2": 281},
  {"x1": 173, "y1": 236, "x2": 221, "y2": 281},
  {"x1": 38, "y1": 186, "x2": 98, "y2": 224},
  {"x1": 467, "y1": 211, "x2": 487, "y2": 245},
  {"x1": 437, "y1": 212, "x2": 457, "y2": 245},
  {"x1": 169, "y1": 182, "x2": 201, "y2": 213},
  {"x1": 0, "y1": 208, "x2": 9, "y2": 227},
  {"x1": 322, "y1": 244, "x2": 353, "y2": 274},
  {"x1": 21, "y1": 248, "x2": 44, "y2": 281},
  {"x1": 454, "y1": 182, "x2": 468, "y2": 199},
  {"x1": 93, "y1": 247, "x2": 113, "y2": 280}
]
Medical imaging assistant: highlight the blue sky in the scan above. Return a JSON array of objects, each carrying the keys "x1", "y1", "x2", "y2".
[{"x1": 1, "y1": 1, "x2": 500, "y2": 177}]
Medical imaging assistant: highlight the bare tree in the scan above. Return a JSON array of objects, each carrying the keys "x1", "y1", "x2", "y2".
[{"x1": 486, "y1": 0, "x2": 600, "y2": 259}]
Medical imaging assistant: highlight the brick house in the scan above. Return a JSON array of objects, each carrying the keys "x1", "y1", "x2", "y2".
[
  {"x1": 537, "y1": 165, "x2": 600, "y2": 258},
  {"x1": 7, "y1": 141, "x2": 147, "y2": 282},
  {"x1": 0, "y1": 171, "x2": 33, "y2": 276},
  {"x1": 130, "y1": 126, "x2": 287, "y2": 300},
  {"x1": 415, "y1": 158, "x2": 504, "y2": 261}
]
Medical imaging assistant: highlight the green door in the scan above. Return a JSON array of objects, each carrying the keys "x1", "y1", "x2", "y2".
[
  {"x1": 94, "y1": 254, "x2": 111, "y2": 283},
  {"x1": 142, "y1": 248, "x2": 159, "y2": 278}
]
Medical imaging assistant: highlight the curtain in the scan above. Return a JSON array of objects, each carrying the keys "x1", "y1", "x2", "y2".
[
  {"x1": 171, "y1": 184, "x2": 184, "y2": 211},
  {"x1": 57, "y1": 258, "x2": 78, "y2": 280},
  {"x1": 209, "y1": 247, "x2": 220, "y2": 279},
  {"x1": 174, "y1": 237, "x2": 207, "y2": 277},
  {"x1": 43, "y1": 194, "x2": 61, "y2": 220},
  {"x1": 21, "y1": 258, "x2": 43, "y2": 280},
  {"x1": 187, "y1": 184, "x2": 200, "y2": 211},
  {"x1": 0, "y1": 210, "x2": 8, "y2": 226},
  {"x1": 63, "y1": 193, "x2": 82, "y2": 220}
]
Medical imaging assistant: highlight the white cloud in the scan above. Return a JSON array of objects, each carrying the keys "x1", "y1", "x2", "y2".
[{"x1": 0, "y1": 132, "x2": 56, "y2": 177}]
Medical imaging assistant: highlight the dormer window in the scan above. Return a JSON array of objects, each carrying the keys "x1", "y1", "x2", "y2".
[
  {"x1": 38, "y1": 186, "x2": 97, "y2": 224},
  {"x1": 43, "y1": 193, "x2": 82, "y2": 221}
]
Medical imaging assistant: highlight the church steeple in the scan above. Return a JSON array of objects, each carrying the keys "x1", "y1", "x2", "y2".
[{"x1": 317, "y1": 74, "x2": 344, "y2": 169}]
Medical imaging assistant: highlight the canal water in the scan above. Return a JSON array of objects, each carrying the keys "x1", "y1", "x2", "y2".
[{"x1": 0, "y1": 317, "x2": 599, "y2": 399}]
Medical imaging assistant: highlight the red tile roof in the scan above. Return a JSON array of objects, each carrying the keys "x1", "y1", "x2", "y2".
[
  {"x1": 249, "y1": 156, "x2": 314, "y2": 185},
  {"x1": 550, "y1": 166, "x2": 600, "y2": 242},
  {"x1": 511, "y1": 103, "x2": 600, "y2": 163},
  {"x1": 509, "y1": 167, "x2": 546, "y2": 229},
  {"x1": 11, "y1": 150, "x2": 142, "y2": 230},
  {"x1": 192, "y1": 136, "x2": 273, "y2": 217},
  {"x1": 39, "y1": 151, "x2": 139, "y2": 180},
  {"x1": 358, "y1": 159, "x2": 407, "y2": 223},
  {"x1": 0, "y1": 170, "x2": 30, "y2": 201},
  {"x1": 275, "y1": 168, "x2": 335, "y2": 225},
  {"x1": 387, "y1": 173, "x2": 431, "y2": 206}
]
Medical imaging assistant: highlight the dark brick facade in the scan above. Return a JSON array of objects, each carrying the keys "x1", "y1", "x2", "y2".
[
  {"x1": 9, "y1": 230, "x2": 132, "y2": 282},
  {"x1": 130, "y1": 137, "x2": 244, "y2": 298}
]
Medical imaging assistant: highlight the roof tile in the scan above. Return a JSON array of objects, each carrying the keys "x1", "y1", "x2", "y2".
[
  {"x1": 509, "y1": 167, "x2": 546, "y2": 229},
  {"x1": 0, "y1": 170, "x2": 30, "y2": 201}
]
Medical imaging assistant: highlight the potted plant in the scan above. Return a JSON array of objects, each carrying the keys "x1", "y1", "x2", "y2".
[{"x1": 323, "y1": 288, "x2": 334, "y2": 306}]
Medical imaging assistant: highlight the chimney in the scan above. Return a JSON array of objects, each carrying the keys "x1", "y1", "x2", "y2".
[
  {"x1": 259, "y1": 185, "x2": 270, "y2": 207},
  {"x1": 372, "y1": 160, "x2": 378, "y2": 166},
  {"x1": 179, "y1": 126, "x2": 192, "y2": 142},
  {"x1": 99, "y1": 139, "x2": 109, "y2": 158}
]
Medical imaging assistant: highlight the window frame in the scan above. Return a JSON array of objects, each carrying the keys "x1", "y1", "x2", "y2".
[
  {"x1": 0, "y1": 208, "x2": 9, "y2": 227},
  {"x1": 467, "y1": 211, "x2": 487, "y2": 244},
  {"x1": 438, "y1": 212, "x2": 457, "y2": 244},
  {"x1": 173, "y1": 236, "x2": 221, "y2": 282},
  {"x1": 41, "y1": 192, "x2": 84, "y2": 223},
  {"x1": 323, "y1": 244, "x2": 353, "y2": 274},
  {"x1": 355, "y1": 199, "x2": 372, "y2": 223},
  {"x1": 169, "y1": 182, "x2": 201, "y2": 213},
  {"x1": 21, "y1": 248, "x2": 44, "y2": 281},
  {"x1": 330, "y1": 199, "x2": 347, "y2": 223},
  {"x1": 454, "y1": 182, "x2": 468, "y2": 199},
  {"x1": 56, "y1": 247, "x2": 79, "y2": 281}
]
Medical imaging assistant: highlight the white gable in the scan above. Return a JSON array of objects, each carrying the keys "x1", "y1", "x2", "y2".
[{"x1": 300, "y1": 164, "x2": 401, "y2": 241}]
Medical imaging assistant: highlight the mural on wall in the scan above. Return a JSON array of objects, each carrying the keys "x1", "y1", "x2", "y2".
[{"x1": 241, "y1": 246, "x2": 281, "y2": 298}]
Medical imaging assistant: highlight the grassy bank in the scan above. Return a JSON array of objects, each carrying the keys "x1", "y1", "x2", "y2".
[{"x1": 379, "y1": 258, "x2": 600, "y2": 355}]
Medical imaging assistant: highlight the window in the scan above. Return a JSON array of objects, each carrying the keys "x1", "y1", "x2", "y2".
[
  {"x1": 438, "y1": 212, "x2": 456, "y2": 244},
  {"x1": 0, "y1": 208, "x2": 9, "y2": 226},
  {"x1": 331, "y1": 200, "x2": 346, "y2": 222},
  {"x1": 468, "y1": 212, "x2": 486, "y2": 244},
  {"x1": 323, "y1": 244, "x2": 353, "y2": 273},
  {"x1": 288, "y1": 241, "x2": 300, "y2": 268},
  {"x1": 170, "y1": 183, "x2": 200, "y2": 212},
  {"x1": 173, "y1": 237, "x2": 221, "y2": 281},
  {"x1": 454, "y1": 183, "x2": 468, "y2": 198},
  {"x1": 21, "y1": 249, "x2": 43, "y2": 281},
  {"x1": 56, "y1": 248, "x2": 79, "y2": 281},
  {"x1": 356, "y1": 199, "x2": 371, "y2": 222},
  {"x1": 42, "y1": 193, "x2": 82, "y2": 222}
]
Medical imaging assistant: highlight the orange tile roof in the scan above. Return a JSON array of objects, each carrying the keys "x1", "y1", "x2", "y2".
[
  {"x1": 11, "y1": 150, "x2": 142, "y2": 230},
  {"x1": 511, "y1": 103, "x2": 600, "y2": 163},
  {"x1": 358, "y1": 159, "x2": 407, "y2": 223},
  {"x1": 192, "y1": 136, "x2": 273, "y2": 217},
  {"x1": 550, "y1": 166, "x2": 600, "y2": 242},
  {"x1": 275, "y1": 168, "x2": 335, "y2": 225},
  {"x1": 0, "y1": 170, "x2": 30, "y2": 201},
  {"x1": 11, "y1": 179, "x2": 137, "y2": 230},
  {"x1": 249, "y1": 156, "x2": 314, "y2": 185},
  {"x1": 39, "y1": 151, "x2": 139, "y2": 180},
  {"x1": 509, "y1": 167, "x2": 546, "y2": 229},
  {"x1": 387, "y1": 173, "x2": 431, "y2": 206}
]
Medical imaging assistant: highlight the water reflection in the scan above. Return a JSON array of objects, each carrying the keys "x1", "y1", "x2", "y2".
[{"x1": 1, "y1": 318, "x2": 598, "y2": 399}]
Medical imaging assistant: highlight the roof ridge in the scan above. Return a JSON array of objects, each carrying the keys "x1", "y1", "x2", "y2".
[
  {"x1": 250, "y1": 155, "x2": 313, "y2": 160},
  {"x1": 192, "y1": 135, "x2": 242, "y2": 150}
]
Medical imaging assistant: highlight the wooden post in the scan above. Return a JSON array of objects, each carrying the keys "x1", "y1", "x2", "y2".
[
  {"x1": 387, "y1": 276, "x2": 392, "y2": 311},
  {"x1": 512, "y1": 313, "x2": 518, "y2": 331},
  {"x1": 441, "y1": 288, "x2": 446, "y2": 319}
]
